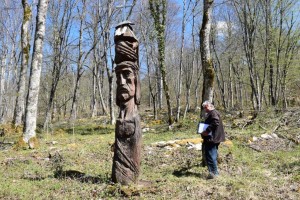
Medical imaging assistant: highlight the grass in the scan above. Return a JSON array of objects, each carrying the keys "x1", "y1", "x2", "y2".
[{"x1": 0, "y1": 112, "x2": 299, "y2": 199}]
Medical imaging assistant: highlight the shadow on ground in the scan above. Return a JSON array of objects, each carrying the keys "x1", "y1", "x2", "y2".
[
  {"x1": 0, "y1": 142, "x2": 14, "y2": 150},
  {"x1": 54, "y1": 170, "x2": 110, "y2": 184},
  {"x1": 65, "y1": 126, "x2": 114, "y2": 135},
  {"x1": 172, "y1": 164, "x2": 205, "y2": 179}
]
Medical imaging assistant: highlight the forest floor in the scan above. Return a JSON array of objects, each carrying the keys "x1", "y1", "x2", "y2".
[{"x1": 0, "y1": 108, "x2": 299, "y2": 199}]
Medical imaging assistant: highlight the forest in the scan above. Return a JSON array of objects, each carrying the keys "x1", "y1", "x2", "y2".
[
  {"x1": 0, "y1": 0, "x2": 299, "y2": 199},
  {"x1": 0, "y1": 0, "x2": 300, "y2": 132}
]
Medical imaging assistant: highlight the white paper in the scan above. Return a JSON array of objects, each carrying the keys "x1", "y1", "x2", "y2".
[{"x1": 197, "y1": 123, "x2": 209, "y2": 134}]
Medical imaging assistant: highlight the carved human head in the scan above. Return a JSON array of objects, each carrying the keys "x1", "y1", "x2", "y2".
[{"x1": 115, "y1": 61, "x2": 140, "y2": 106}]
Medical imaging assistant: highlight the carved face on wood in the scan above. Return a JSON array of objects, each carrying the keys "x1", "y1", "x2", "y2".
[{"x1": 116, "y1": 66, "x2": 136, "y2": 104}]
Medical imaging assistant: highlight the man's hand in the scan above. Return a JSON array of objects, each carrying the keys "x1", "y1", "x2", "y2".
[{"x1": 201, "y1": 131, "x2": 209, "y2": 136}]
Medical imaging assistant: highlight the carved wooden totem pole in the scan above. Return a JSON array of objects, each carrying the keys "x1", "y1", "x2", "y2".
[{"x1": 112, "y1": 21, "x2": 142, "y2": 185}]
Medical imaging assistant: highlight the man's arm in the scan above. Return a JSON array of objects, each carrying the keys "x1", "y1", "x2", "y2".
[{"x1": 205, "y1": 111, "x2": 220, "y2": 133}]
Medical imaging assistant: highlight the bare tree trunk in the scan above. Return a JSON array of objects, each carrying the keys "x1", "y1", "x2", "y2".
[
  {"x1": 97, "y1": 72, "x2": 108, "y2": 115},
  {"x1": 51, "y1": 98, "x2": 57, "y2": 121},
  {"x1": 91, "y1": 63, "x2": 97, "y2": 117},
  {"x1": 91, "y1": 1, "x2": 100, "y2": 118},
  {"x1": 233, "y1": 0, "x2": 262, "y2": 111},
  {"x1": 43, "y1": 75, "x2": 58, "y2": 129},
  {"x1": 183, "y1": 57, "x2": 194, "y2": 118},
  {"x1": 13, "y1": 0, "x2": 31, "y2": 126},
  {"x1": 91, "y1": 53, "x2": 98, "y2": 118},
  {"x1": 212, "y1": 29, "x2": 226, "y2": 110},
  {"x1": 263, "y1": 0, "x2": 275, "y2": 106},
  {"x1": 23, "y1": 0, "x2": 49, "y2": 146},
  {"x1": 105, "y1": 45, "x2": 115, "y2": 124},
  {"x1": 200, "y1": 0, "x2": 214, "y2": 116},
  {"x1": 148, "y1": 55, "x2": 158, "y2": 120},
  {"x1": 228, "y1": 58, "x2": 234, "y2": 109},
  {"x1": 194, "y1": 59, "x2": 202, "y2": 109},
  {"x1": 43, "y1": 0, "x2": 75, "y2": 128},
  {"x1": 175, "y1": 0, "x2": 187, "y2": 122},
  {"x1": 139, "y1": 7, "x2": 158, "y2": 120},
  {"x1": 108, "y1": 69, "x2": 115, "y2": 124},
  {"x1": 149, "y1": 0, "x2": 173, "y2": 125},
  {"x1": 103, "y1": 0, "x2": 115, "y2": 125},
  {"x1": 156, "y1": 68, "x2": 162, "y2": 110},
  {"x1": 43, "y1": 35, "x2": 62, "y2": 128},
  {"x1": 6, "y1": 42, "x2": 17, "y2": 120},
  {"x1": 105, "y1": 54, "x2": 115, "y2": 124},
  {"x1": 184, "y1": 2, "x2": 198, "y2": 118},
  {"x1": 70, "y1": 1, "x2": 86, "y2": 120},
  {"x1": 0, "y1": 53, "x2": 7, "y2": 123},
  {"x1": 274, "y1": 2, "x2": 283, "y2": 105}
]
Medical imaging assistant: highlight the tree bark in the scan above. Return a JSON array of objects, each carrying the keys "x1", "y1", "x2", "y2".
[
  {"x1": 149, "y1": 0, "x2": 173, "y2": 125},
  {"x1": 0, "y1": 54, "x2": 7, "y2": 123},
  {"x1": 200, "y1": 0, "x2": 214, "y2": 116},
  {"x1": 13, "y1": 0, "x2": 31, "y2": 126},
  {"x1": 23, "y1": 0, "x2": 49, "y2": 144}
]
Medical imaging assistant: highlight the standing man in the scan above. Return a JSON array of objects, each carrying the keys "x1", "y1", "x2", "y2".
[{"x1": 200, "y1": 101, "x2": 225, "y2": 179}]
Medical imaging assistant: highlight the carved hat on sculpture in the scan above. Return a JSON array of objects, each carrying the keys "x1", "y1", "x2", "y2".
[{"x1": 114, "y1": 21, "x2": 139, "y2": 64}]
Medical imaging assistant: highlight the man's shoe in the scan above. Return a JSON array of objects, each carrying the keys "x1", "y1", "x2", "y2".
[{"x1": 207, "y1": 173, "x2": 218, "y2": 180}]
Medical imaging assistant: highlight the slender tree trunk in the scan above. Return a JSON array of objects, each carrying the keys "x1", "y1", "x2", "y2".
[
  {"x1": 156, "y1": 68, "x2": 162, "y2": 110},
  {"x1": 233, "y1": 0, "x2": 261, "y2": 111},
  {"x1": 184, "y1": 54, "x2": 197, "y2": 117},
  {"x1": 274, "y1": 2, "x2": 283, "y2": 105},
  {"x1": 264, "y1": 0, "x2": 275, "y2": 106},
  {"x1": 70, "y1": 3, "x2": 86, "y2": 120},
  {"x1": 52, "y1": 98, "x2": 57, "y2": 121},
  {"x1": 175, "y1": 0, "x2": 187, "y2": 122},
  {"x1": 183, "y1": 57, "x2": 194, "y2": 119},
  {"x1": 91, "y1": 63, "x2": 97, "y2": 117},
  {"x1": 149, "y1": 58, "x2": 157, "y2": 120},
  {"x1": 140, "y1": 16, "x2": 157, "y2": 120},
  {"x1": 105, "y1": 44, "x2": 115, "y2": 124},
  {"x1": 194, "y1": 61, "x2": 201, "y2": 109},
  {"x1": 43, "y1": 34, "x2": 60, "y2": 129},
  {"x1": 104, "y1": 31, "x2": 115, "y2": 125},
  {"x1": 108, "y1": 72, "x2": 115, "y2": 124},
  {"x1": 97, "y1": 73, "x2": 108, "y2": 115},
  {"x1": 23, "y1": 0, "x2": 49, "y2": 145},
  {"x1": 0, "y1": 54, "x2": 7, "y2": 123},
  {"x1": 13, "y1": 0, "x2": 31, "y2": 126},
  {"x1": 107, "y1": 46, "x2": 115, "y2": 124},
  {"x1": 91, "y1": 3, "x2": 100, "y2": 118},
  {"x1": 70, "y1": 73, "x2": 81, "y2": 119},
  {"x1": 228, "y1": 58, "x2": 234, "y2": 109},
  {"x1": 212, "y1": 33, "x2": 226, "y2": 110},
  {"x1": 6, "y1": 42, "x2": 17, "y2": 120},
  {"x1": 184, "y1": 3, "x2": 198, "y2": 117},
  {"x1": 43, "y1": 72, "x2": 59, "y2": 129}
]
